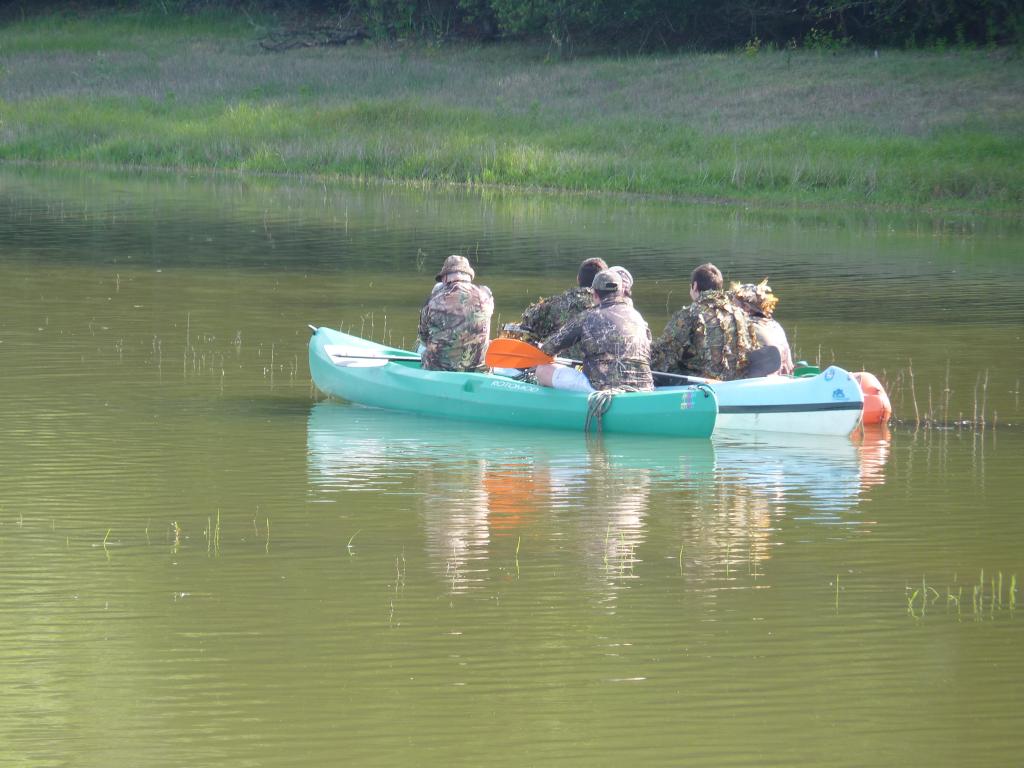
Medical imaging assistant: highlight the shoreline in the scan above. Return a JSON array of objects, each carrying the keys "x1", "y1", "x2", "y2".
[{"x1": 6, "y1": 157, "x2": 1022, "y2": 224}]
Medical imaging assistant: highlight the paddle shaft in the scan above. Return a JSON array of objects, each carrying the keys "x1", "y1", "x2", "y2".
[
  {"x1": 330, "y1": 353, "x2": 421, "y2": 362},
  {"x1": 485, "y1": 338, "x2": 712, "y2": 385},
  {"x1": 552, "y1": 355, "x2": 708, "y2": 385},
  {"x1": 311, "y1": 327, "x2": 422, "y2": 362}
]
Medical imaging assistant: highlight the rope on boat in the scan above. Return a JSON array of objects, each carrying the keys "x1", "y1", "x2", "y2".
[
  {"x1": 585, "y1": 390, "x2": 614, "y2": 433},
  {"x1": 586, "y1": 383, "x2": 709, "y2": 433},
  {"x1": 585, "y1": 388, "x2": 637, "y2": 433},
  {"x1": 695, "y1": 384, "x2": 714, "y2": 398}
]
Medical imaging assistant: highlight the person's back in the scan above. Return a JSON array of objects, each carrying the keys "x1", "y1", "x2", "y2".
[
  {"x1": 419, "y1": 255, "x2": 494, "y2": 372},
  {"x1": 729, "y1": 281, "x2": 794, "y2": 375},
  {"x1": 651, "y1": 263, "x2": 754, "y2": 380},
  {"x1": 541, "y1": 270, "x2": 653, "y2": 392},
  {"x1": 518, "y1": 257, "x2": 607, "y2": 344}
]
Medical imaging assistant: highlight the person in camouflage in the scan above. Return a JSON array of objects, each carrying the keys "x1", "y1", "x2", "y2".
[
  {"x1": 651, "y1": 263, "x2": 755, "y2": 381},
  {"x1": 538, "y1": 269, "x2": 654, "y2": 392},
  {"x1": 418, "y1": 255, "x2": 494, "y2": 372},
  {"x1": 729, "y1": 280, "x2": 794, "y2": 375},
  {"x1": 517, "y1": 258, "x2": 608, "y2": 345}
]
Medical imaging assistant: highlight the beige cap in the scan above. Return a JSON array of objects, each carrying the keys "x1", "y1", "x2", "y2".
[
  {"x1": 591, "y1": 268, "x2": 623, "y2": 293},
  {"x1": 435, "y1": 254, "x2": 475, "y2": 281}
]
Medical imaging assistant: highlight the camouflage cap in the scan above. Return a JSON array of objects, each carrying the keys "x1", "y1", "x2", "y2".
[
  {"x1": 730, "y1": 280, "x2": 779, "y2": 316},
  {"x1": 591, "y1": 268, "x2": 623, "y2": 293},
  {"x1": 436, "y1": 254, "x2": 475, "y2": 281},
  {"x1": 610, "y1": 266, "x2": 633, "y2": 293}
]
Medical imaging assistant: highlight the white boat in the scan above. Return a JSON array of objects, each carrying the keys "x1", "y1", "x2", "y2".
[{"x1": 660, "y1": 366, "x2": 865, "y2": 436}]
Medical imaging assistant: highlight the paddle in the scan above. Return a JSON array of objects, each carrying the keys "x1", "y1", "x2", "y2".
[
  {"x1": 485, "y1": 338, "x2": 707, "y2": 385},
  {"x1": 310, "y1": 327, "x2": 421, "y2": 363},
  {"x1": 323, "y1": 344, "x2": 421, "y2": 364}
]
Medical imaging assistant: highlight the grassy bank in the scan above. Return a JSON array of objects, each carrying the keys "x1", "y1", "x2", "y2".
[{"x1": 1, "y1": 11, "x2": 1022, "y2": 214}]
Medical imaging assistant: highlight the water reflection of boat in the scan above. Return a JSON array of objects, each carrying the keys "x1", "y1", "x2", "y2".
[
  {"x1": 307, "y1": 402, "x2": 892, "y2": 515},
  {"x1": 306, "y1": 400, "x2": 718, "y2": 493},
  {"x1": 307, "y1": 401, "x2": 717, "y2": 592},
  {"x1": 711, "y1": 425, "x2": 891, "y2": 514},
  {"x1": 306, "y1": 403, "x2": 891, "y2": 590}
]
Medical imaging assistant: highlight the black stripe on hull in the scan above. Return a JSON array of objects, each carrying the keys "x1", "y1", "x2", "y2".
[{"x1": 720, "y1": 402, "x2": 864, "y2": 414}]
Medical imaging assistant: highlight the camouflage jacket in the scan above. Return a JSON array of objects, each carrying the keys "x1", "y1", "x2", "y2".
[
  {"x1": 418, "y1": 279, "x2": 494, "y2": 372},
  {"x1": 541, "y1": 295, "x2": 654, "y2": 391},
  {"x1": 651, "y1": 289, "x2": 755, "y2": 380},
  {"x1": 519, "y1": 287, "x2": 598, "y2": 345}
]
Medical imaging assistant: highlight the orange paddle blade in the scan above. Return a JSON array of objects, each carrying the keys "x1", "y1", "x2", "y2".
[{"x1": 486, "y1": 338, "x2": 555, "y2": 369}]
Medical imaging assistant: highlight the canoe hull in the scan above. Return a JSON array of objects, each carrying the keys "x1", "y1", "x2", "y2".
[
  {"x1": 705, "y1": 366, "x2": 864, "y2": 436},
  {"x1": 309, "y1": 327, "x2": 717, "y2": 438}
]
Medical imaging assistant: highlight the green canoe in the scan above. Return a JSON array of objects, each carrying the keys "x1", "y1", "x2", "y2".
[{"x1": 308, "y1": 327, "x2": 717, "y2": 438}]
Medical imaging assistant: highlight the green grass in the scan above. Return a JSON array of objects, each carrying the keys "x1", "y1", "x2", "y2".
[
  {"x1": 1, "y1": 11, "x2": 1022, "y2": 213},
  {"x1": 0, "y1": 7, "x2": 255, "y2": 54}
]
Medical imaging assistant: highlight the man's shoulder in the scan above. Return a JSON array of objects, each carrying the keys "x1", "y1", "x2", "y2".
[
  {"x1": 697, "y1": 291, "x2": 745, "y2": 319},
  {"x1": 524, "y1": 286, "x2": 591, "y2": 326},
  {"x1": 666, "y1": 302, "x2": 699, "y2": 324},
  {"x1": 589, "y1": 299, "x2": 642, "y2": 326},
  {"x1": 549, "y1": 286, "x2": 592, "y2": 308},
  {"x1": 441, "y1": 281, "x2": 492, "y2": 297},
  {"x1": 610, "y1": 300, "x2": 646, "y2": 322},
  {"x1": 696, "y1": 289, "x2": 733, "y2": 307},
  {"x1": 427, "y1": 282, "x2": 484, "y2": 309}
]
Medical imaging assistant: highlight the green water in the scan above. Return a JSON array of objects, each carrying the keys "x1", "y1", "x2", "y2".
[{"x1": 1, "y1": 167, "x2": 1022, "y2": 767}]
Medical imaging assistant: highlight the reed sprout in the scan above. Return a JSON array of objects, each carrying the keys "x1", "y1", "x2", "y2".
[
  {"x1": 183, "y1": 312, "x2": 190, "y2": 378},
  {"x1": 914, "y1": 570, "x2": 1018, "y2": 621},
  {"x1": 394, "y1": 553, "x2": 406, "y2": 592},
  {"x1": 203, "y1": 509, "x2": 221, "y2": 555},
  {"x1": 907, "y1": 589, "x2": 920, "y2": 616},
  {"x1": 890, "y1": 360, "x2": 1010, "y2": 433},
  {"x1": 908, "y1": 360, "x2": 920, "y2": 428},
  {"x1": 603, "y1": 522, "x2": 611, "y2": 568},
  {"x1": 946, "y1": 586, "x2": 962, "y2": 618},
  {"x1": 980, "y1": 369, "x2": 989, "y2": 431},
  {"x1": 943, "y1": 360, "x2": 951, "y2": 425}
]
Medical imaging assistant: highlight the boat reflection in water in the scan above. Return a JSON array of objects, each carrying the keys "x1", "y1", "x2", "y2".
[
  {"x1": 711, "y1": 425, "x2": 891, "y2": 514},
  {"x1": 306, "y1": 402, "x2": 891, "y2": 593}
]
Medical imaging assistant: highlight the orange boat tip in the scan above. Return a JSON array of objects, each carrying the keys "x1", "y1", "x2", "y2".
[{"x1": 852, "y1": 371, "x2": 893, "y2": 425}]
